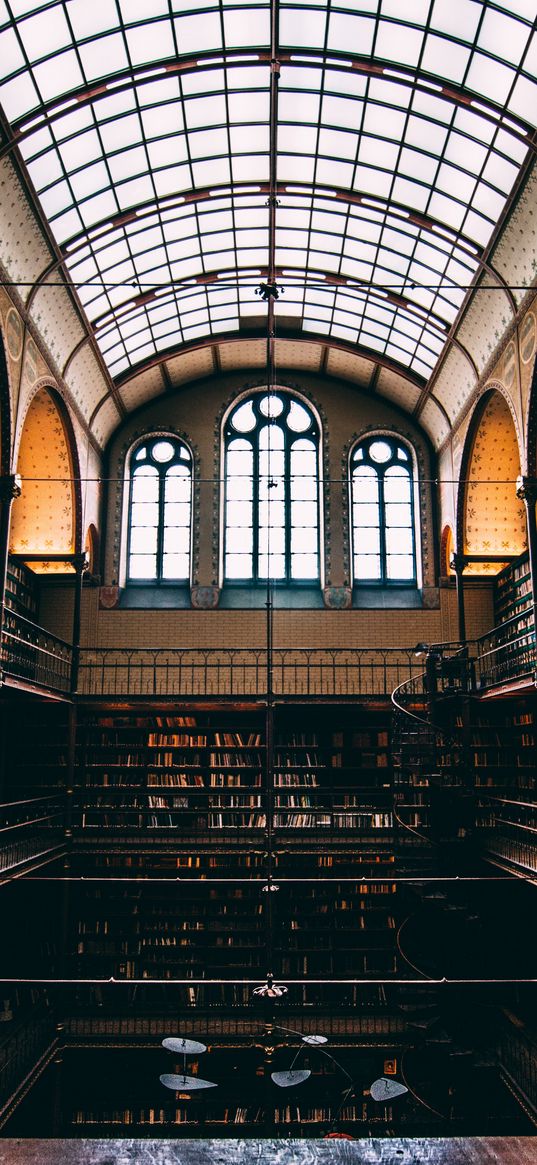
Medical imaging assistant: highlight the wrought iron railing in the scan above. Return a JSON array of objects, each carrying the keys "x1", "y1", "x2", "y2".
[
  {"x1": 77, "y1": 645, "x2": 424, "y2": 698},
  {"x1": 0, "y1": 795, "x2": 66, "y2": 876},
  {"x1": 1, "y1": 610, "x2": 535, "y2": 699},
  {"x1": 475, "y1": 605, "x2": 536, "y2": 689},
  {"x1": 1, "y1": 611, "x2": 72, "y2": 693}
]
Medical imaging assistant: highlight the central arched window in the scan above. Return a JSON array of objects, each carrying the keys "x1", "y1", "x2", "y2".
[
  {"x1": 224, "y1": 391, "x2": 320, "y2": 584},
  {"x1": 351, "y1": 436, "x2": 417, "y2": 585},
  {"x1": 127, "y1": 436, "x2": 192, "y2": 584}
]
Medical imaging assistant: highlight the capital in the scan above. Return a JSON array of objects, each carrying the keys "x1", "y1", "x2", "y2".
[
  {"x1": 0, "y1": 474, "x2": 22, "y2": 502},
  {"x1": 450, "y1": 551, "x2": 467, "y2": 573},
  {"x1": 515, "y1": 475, "x2": 537, "y2": 504}
]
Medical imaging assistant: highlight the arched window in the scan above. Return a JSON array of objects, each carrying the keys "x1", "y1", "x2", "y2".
[
  {"x1": 127, "y1": 436, "x2": 192, "y2": 584},
  {"x1": 224, "y1": 391, "x2": 321, "y2": 584},
  {"x1": 351, "y1": 436, "x2": 417, "y2": 585}
]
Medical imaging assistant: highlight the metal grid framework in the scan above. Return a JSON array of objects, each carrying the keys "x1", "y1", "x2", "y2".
[{"x1": 1, "y1": 1, "x2": 536, "y2": 386}]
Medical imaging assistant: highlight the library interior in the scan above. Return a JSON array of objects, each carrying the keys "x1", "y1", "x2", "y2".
[{"x1": 1, "y1": 1, "x2": 537, "y2": 1159}]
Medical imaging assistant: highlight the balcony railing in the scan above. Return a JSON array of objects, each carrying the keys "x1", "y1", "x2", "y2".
[
  {"x1": 2, "y1": 610, "x2": 535, "y2": 699},
  {"x1": 0, "y1": 795, "x2": 66, "y2": 876},
  {"x1": 1, "y1": 611, "x2": 72, "y2": 693},
  {"x1": 77, "y1": 645, "x2": 424, "y2": 698},
  {"x1": 475, "y1": 605, "x2": 536, "y2": 690}
]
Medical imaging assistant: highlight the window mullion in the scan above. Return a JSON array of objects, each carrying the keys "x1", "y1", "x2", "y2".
[
  {"x1": 156, "y1": 467, "x2": 166, "y2": 583},
  {"x1": 378, "y1": 469, "x2": 387, "y2": 584},
  {"x1": 253, "y1": 431, "x2": 260, "y2": 585},
  {"x1": 284, "y1": 432, "x2": 292, "y2": 584}
]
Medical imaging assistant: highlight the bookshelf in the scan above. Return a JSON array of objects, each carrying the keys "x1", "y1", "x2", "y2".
[
  {"x1": 4, "y1": 559, "x2": 39, "y2": 622},
  {"x1": 486, "y1": 553, "x2": 536, "y2": 685},
  {"x1": 76, "y1": 710, "x2": 266, "y2": 836},
  {"x1": 67, "y1": 703, "x2": 400, "y2": 1025},
  {"x1": 494, "y1": 554, "x2": 533, "y2": 628},
  {"x1": 0, "y1": 695, "x2": 68, "y2": 879}
]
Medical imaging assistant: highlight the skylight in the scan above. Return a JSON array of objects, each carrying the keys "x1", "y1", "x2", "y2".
[{"x1": 0, "y1": 0, "x2": 535, "y2": 382}]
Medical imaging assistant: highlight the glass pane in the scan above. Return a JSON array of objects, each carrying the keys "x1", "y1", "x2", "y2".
[
  {"x1": 231, "y1": 400, "x2": 256, "y2": 432},
  {"x1": 259, "y1": 527, "x2": 285, "y2": 556},
  {"x1": 258, "y1": 553, "x2": 285, "y2": 578},
  {"x1": 287, "y1": 400, "x2": 311, "y2": 432},
  {"x1": 369, "y1": 440, "x2": 392, "y2": 463},
  {"x1": 291, "y1": 526, "x2": 317, "y2": 552},
  {"x1": 152, "y1": 440, "x2": 175, "y2": 462},
  {"x1": 259, "y1": 394, "x2": 283, "y2": 417},
  {"x1": 291, "y1": 552, "x2": 318, "y2": 579},
  {"x1": 259, "y1": 448, "x2": 285, "y2": 482},
  {"x1": 132, "y1": 467, "x2": 159, "y2": 503},
  {"x1": 164, "y1": 502, "x2": 191, "y2": 527},
  {"x1": 384, "y1": 467, "x2": 411, "y2": 502},
  {"x1": 259, "y1": 423, "x2": 285, "y2": 450},
  {"x1": 227, "y1": 448, "x2": 254, "y2": 477},
  {"x1": 291, "y1": 474, "x2": 317, "y2": 501},
  {"x1": 259, "y1": 500, "x2": 285, "y2": 528},
  {"x1": 352, "y1": 465, "x2": 379, "y2": 503},
  {"x1": 130, "y1": 502, "x2": 159, "y2": 527},
  {"x1": 165, "y1": 473, "x2": 191, "y2": 502},
  {"x1": 354, "y1": 554, "x2": 381, "y2": 580},
  {"x1": 386, "y1": 527, "x2": 414, "y2": 555},
  {"x1": 225, "y1": 552, "x2": 253, "y2": 579},
  {"x1": 291, "y1": 501, "x2": 318, "y2": 528},
  {"x1": 163, "y1": 528, "x2": 190, "y2": 555},
  {"x1": 226, "y1": 500, "x2": 253, "y2": 526},
  {"x1": 134, "y1": 446, "x2": 146, "y2": 460},
  {"x1": 228, "y1": 436, "x2": 252, "y2": 453},
  {"x1": 226, "y1": 475, "x2": 253, "y2": 501},
  {"x1": 227, "y1": 527, "x2": 254, "y2": 553},
  {"x1": 385, "y1": 502, "x2": 412, "y2": 528},
  {"x1": 162, "y1": 553, "x2": 189, "y2": 579},
  {"x1": 386, "y1": 554, "x2": 415, "y2": 580},
  {"x1": 129, "y1": 554, "x2": 158, "y2": 579},
  {"x1": 130, "y1": 526, "x2": 158, "y2": 554},
  {"x1": 291, "y1": 442, "x2": 316, "y2": 472},
  {"x1": 357, "y1": 528, "x2": 381, "y2": 553},
  {"x1": 353, "y1": 502, "x2": 379, "y2": 527}
]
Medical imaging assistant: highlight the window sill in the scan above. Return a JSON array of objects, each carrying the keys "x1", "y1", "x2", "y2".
[
  {"x1": 220, "y1": 586, "x2": 324, "y2": 610},
  {"x1": 352, "y1": 587, "x2": 422, "y2": 609},
  {"x1": 119, "y1": 586, "x2": 191, "y2": 609}
]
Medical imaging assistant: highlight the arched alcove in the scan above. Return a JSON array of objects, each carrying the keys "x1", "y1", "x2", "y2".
[
  {"x1": 460, "y1": 391, "x2": 526, "y2": 575},
  {"x1": 10, "y1": 386, "x2": 77, "y2": 571}
]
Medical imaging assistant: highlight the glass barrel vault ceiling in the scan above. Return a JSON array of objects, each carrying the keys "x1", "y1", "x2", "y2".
[{"x1": 1, "y1": 0, "x2": 537, "y2": 385}]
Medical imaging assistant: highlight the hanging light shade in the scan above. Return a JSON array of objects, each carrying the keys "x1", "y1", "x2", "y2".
[
  {"x1": 271, "y1": 1068, "x2": 311, "y2": 1088},
  {"x1": 162, "y1": 1037, "x2": 207, "y2": 1054},
  {"x1": 370, "y1": 1077, "x2": 408, "y2": 1101},
  {"x1": 160, "y1": 1072, "x2": 217, "y2": 1092}
]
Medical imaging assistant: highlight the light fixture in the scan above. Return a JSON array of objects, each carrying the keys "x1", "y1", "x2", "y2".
[
  {"x1": 160, "y1": 1035, "x2": 217, "y2": 1092},
  {"x1": 370, "y1": 1077, "x2": 408, "y2": 1101},
  {"x1": 270, "y1": 1028, "x2": 329, "y2": 1088},
  {"x1": 252, "y1": 974, "x2": 288, "y2": 998}
]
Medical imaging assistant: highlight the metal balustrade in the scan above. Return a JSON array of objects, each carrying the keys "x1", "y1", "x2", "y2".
[
  {"x1": 0, "y1": 796, "x2": 66, "y2": 877},
  {"x1": 1, "y1": 611, "x2": 72, "y2": 693},
  {"x1": 2, "y1": 611, "x2": 535, "y2": 698},
  {"x1": 475, "y1": 606, "x2": 536, "y2": 690},
  {"x1": 76, "y1": 645, "x2": 423, "y2": 698}
]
